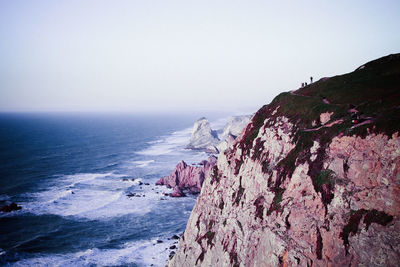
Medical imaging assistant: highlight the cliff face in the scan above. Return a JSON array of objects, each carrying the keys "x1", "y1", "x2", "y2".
[{"x1": 170, "y1": 54, "x2": 400, "y2": 266}]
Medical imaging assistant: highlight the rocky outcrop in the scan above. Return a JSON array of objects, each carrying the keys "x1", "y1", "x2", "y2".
[
  {"x1": 220, "y1": 115, "x2": 251, "y2": 139},
  {"x1": 187, "y1": 118, "x2": 220, "y2": 153},
  {"x1": 169, "y1": 54, "x2": 400, "y2": 266},
  {"x1": 156, "y1": 156, "x2": 217, "y2": 197},
  {"x1": 216, "y1": 116, "x2": 251, "y2": 153},
  {"x1": 187, "y1": 116, "x2": 251, "y2": 154},
  {"x1": 216, "y1": 133, "x2": 237, "y2": 155}
]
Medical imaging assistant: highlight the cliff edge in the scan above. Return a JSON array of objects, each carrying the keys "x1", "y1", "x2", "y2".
[{"x1": 170, "y1": 54, "x2": 400, "y2": 266}]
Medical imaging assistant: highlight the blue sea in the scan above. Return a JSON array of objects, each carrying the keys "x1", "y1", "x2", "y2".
[{"x1": 0, "y1": 112, "x2": 228, "y2": 266}]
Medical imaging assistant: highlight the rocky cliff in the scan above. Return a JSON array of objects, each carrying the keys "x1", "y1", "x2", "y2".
[{"x1": 169, "y1": 54, "x2": 400, "y2": 266}]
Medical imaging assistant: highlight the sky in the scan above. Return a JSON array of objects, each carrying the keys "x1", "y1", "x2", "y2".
[{"x1": 0, "y1": 0, "x2": 399, "y2": 113}]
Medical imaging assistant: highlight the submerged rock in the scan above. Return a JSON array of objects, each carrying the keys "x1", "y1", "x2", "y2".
[{"x1": 0, "y1": 202, "x2": 22, "y2": 212}]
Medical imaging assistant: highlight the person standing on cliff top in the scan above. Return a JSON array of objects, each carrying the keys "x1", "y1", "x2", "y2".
[{"x1": 310, "y1": 76, "x2": 313, "y2": 83}]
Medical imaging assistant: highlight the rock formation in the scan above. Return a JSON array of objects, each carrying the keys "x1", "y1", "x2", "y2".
[
  {"x1": 187, "y1": 118, "x2": 220, "y2": 153},
  {"x1": 187, "y1": 116, "x2": 251, "y2": 154},
  {"x1": 217, "y1": 116, "x2": 251, "y2": 153},
  {"x1": 169, "y1": 54, "x2": 400, "y2": 266},
  {"x1": 156, "y1": 156, "x2": 217, "y2": 197},
  {"x1": 220, "y1": 115, "x2": 251, "y2": 139}
]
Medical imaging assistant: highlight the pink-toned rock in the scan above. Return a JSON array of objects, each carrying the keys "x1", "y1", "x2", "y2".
[
  {"x1": 156, "y1": 156, "x2": 217, "y2": 195},
  {"x1": 170, "y1": 123, "x2": 400, "y2": 267},
  {"x1": 170, "y1": 187, "x2": 186, "y2": 197},
  {"x1": 320, "y1": 111, "x2": 333, "y2": 125},
  {"x1": 169, "y1": 55, "x2": 400, "y2": 266}
]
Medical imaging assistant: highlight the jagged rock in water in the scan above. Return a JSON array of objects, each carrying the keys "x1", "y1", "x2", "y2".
[
  {"x1": 0, "y1": 202, "x2": 22, "y2": 212},
  {"x1": 187, "y1": 118, "x2": 220, "y2": 151},
  {"x1": 156, "y1": 156, "x2": 217, "y2": 195},
  {"x1": 169, "y1": 54, "x2": 400, "y2": 266}
]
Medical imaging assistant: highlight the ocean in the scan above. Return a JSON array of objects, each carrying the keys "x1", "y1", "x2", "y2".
[{"x1": 0, "y1": 112, "x2": 228, "y2": 266}]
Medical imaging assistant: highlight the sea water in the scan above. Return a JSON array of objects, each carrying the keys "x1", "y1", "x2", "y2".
[{"x1": 0, "y1": 112, "x2": 229, "y2": 266}]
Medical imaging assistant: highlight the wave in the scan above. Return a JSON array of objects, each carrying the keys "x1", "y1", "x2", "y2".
[
  {"x1": 136, "y1": 127, "x2": 192, "y2": 156},
  {"x1": 19, "y1": 172, "x2": 160, "y2": 220},
  {"x1": 9, "y1": 236, "x2": 178, "y2": 267},
  {"x1": 136, "y1": 115, "x2": 240, "y2": 157},
  {"x1": 132, "y1": 160, "x2": 155, "y2": 168},
  {"x1": 0, "y1": 194, "x2": 10, "y2": 201}
]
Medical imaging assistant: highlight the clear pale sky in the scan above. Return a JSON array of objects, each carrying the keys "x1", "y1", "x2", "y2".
[{"x1": 0, "y1": 0, "x2": 399, "y2": 113}]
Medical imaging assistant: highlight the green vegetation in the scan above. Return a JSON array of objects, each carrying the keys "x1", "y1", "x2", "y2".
[
  {"x1": 205, "y1": 231, "x2": 215, "y2": 247},
  {"x1": 235, "y1": 54, "x2": 400, "y2": 213},
  {"x1": 314, "y1": 170, "x2": 335, "y2": 188},
  {"x1": 267, "y1": 188, "x2": 284, "y2": 215}
]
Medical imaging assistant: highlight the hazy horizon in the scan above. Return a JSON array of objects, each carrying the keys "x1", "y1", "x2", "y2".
[{"x1": 1, "y1": 0, "x2": 399, "y2": 113}]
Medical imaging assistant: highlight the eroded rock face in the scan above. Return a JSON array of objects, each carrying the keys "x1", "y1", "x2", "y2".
[
  {"x1": 169, "y1": 54, "x2": 400, "y2": 266},
  {"x1": 171, "y1": 126, "x2": 400, "y2": 266},
  {"x1": 156, "y1": 156, "x2": 217, "y2": 196}
]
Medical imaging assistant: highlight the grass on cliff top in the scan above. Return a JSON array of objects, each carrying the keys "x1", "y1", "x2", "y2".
[
  {"x1": 267, "y1": 53, "x2": 400, "y2": 136},
  {"x1": 238, "y1": 53, "x2": 400, "y2": 167},
  {"x1": 236, "y1": 53, "x2": 400, "y2": 211},
  {"x1": 294, "y1": 54, "x2": 400, "y2": 134}
]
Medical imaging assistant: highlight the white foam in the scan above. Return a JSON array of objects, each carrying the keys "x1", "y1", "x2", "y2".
[
  {"x1": 10, "y1": 237, "x2": 177, "y2": 267},
  {"x1": 21, "y1": 173, "x2": 157, "y2": 220},
  {"x1": 136, "y1": 115, "x2": 242, "y2": 157},
  {"x1": 136, "y1": 127, "x2": 192, "y2": 156},
  {"x1": 133, "y1": 159, "x2": 155, "y2": 167}
]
